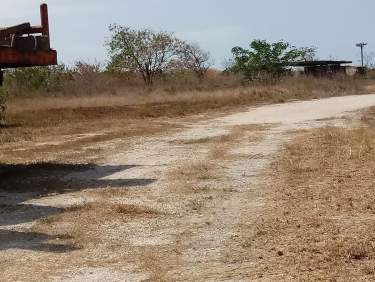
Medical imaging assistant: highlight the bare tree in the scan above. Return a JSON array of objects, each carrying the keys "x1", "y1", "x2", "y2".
[
  {"x1": 107, "y1": 25, "x2": 179, "y2": 85},
  {"x1": 364, "y1": 51, "x2": 375, "y2": 68},
  {"x1": 177, "y1": 41, "x2": 213, "y2": 79}
]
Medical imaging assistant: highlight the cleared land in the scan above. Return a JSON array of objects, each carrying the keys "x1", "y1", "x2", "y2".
[{"x1": 1, "y1": 93, "x2": 375, "y2": 281}]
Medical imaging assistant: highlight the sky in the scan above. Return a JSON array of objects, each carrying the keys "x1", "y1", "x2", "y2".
[{"x1": 1, "y1": 0, "x2": 374, "y2": 68}]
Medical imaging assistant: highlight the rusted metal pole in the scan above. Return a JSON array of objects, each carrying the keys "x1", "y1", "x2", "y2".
[{"x1": 40, "y1": 4, "x2": 49, "y2": 37}]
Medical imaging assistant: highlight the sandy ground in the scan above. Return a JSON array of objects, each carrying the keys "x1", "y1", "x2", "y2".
[{"x1": 2, "y1": 94, "x2": 375, "y2": 281}]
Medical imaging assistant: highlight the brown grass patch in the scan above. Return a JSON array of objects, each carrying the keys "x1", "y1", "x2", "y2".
[
  {"x1": 0, "y1": 118, "x2": 174, "y2": 165},
  {"x1": 177, "y1": 134, "x2": 236, "y2": 145},
  {"x1": 171, "y1": 129, "x2": 245, "y2": 185},
  {"x1": 170, "y1": 125, "x2": 265, "y2": 203},
  {"x1": 61, "y1": 202, "x2": 161, "y2": 221},
  {"x1": 34, "y1": 202, "x2": 161, "y2": 248},
  {"x1": 0, "y1": 76, "x2": 368, "y2": 166},
  {"x1": 7, "y1": 76, "x2": 366, "y2": 114},
  {"x1": 1, "y1": 76, "x2": 369, "y2": 147},
  {"x1": 178, "y1": 125, "x2": 262, "y2": 146},
  {"x1": 248, "y1": 122, "x2": 375, "y2": 280},
  {"x1": 174, "y1": 161, "x2": 215, "y2": 182},
  {"x1": 113, "y1": 203, "x2": 160, "y2": 217},
  {"x1": 362, "y1": 106, "x2": 375, "y2": 127}
]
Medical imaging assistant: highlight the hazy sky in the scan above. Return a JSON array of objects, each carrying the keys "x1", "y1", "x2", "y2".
[{"x1": 1, "y1": 0, "x2": 374, "y2": 67}]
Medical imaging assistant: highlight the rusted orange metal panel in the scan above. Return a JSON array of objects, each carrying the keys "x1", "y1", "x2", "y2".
[
  {"x1": 0, "y1": 23, "x2": 31, "y2": 38},
  {"x1": 0, "y1": 47, "x2": 57, "y2": 68}
]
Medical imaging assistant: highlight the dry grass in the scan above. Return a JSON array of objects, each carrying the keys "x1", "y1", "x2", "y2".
[
  {"x1": 171, "y1": 129, "x2": 244, "y2": 188},
  {"x1": 1, "y1": 76, "x2": 370, "y2": 147},
  {"x1": 7, "y1": 76, "x2": 367, "y2": 115},
  {"x1": 170, "y1": 125, "x2": 264, "y2": 199},
  {"x1": 0, "y1": 75, "x2": 370, "y2": 172},
  {"x1": 177, "y1": 125, "x2": 262, "y2": 145},
  {"x1": 54, "y1": 202, "x2": 160, "y2": 222},
  {"x1": 175, "y1": 134, "x2": 237, "y2": 145},
  {"x1": 0, "y1": 116, "x2": 174, "y2": 165},
  {"x1": 35, "y1": 202, "x2": 161, "y2": 247},
  {"x1": 248, "y1": 115, "x2": 375, "y2": 280},
  {"x1": 362, "y1": 106, "x2": 375, "y2": 127},
  {"x1": 176, "y1": 160, "x2": 214, "y2": 181}
]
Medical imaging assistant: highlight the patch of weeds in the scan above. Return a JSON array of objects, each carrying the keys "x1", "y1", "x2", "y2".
[
  {"x1": 188, "y1": 198, "x2": 205, "y2": 212},
  {"x1": 0, "y1": 87, "x2": 8, "y2": 125},
  {"x1": 191, "y1": 185, "x2": 211, "y2": 193},
  {"x1": 345, "y1": 242, "x2": 372, "y2": 261},
  {"x1": 114, "y1": 204, "x2": 160, "y2": 217},
  {"x1": 39, "y1": 216, "x2": 58, "y2": 225},
  {"x1": 175, "y1": 161, "x2": 214, "y2": 181}
]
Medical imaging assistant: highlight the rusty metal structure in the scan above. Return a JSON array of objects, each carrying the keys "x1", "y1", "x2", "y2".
[{"x1": 0, "y1": 3, "x2": 57, "y2": 85}]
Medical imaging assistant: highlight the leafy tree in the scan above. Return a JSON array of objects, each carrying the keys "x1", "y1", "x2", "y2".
[
  {"x1": 107, "y1": 25, "x2": 180, "y2": 85},
  {"x1": 229, "y1": 40, "x2": 316, "y2": 80}
]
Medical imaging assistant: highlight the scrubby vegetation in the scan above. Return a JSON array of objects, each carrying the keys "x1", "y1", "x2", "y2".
[{"x1": 0, "y1": 87, "x2": 7, "y2": 125}]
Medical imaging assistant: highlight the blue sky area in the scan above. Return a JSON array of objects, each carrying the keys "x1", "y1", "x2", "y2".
[{"x1": 1, "y1": 0, "x2": 374, "y2": 67}]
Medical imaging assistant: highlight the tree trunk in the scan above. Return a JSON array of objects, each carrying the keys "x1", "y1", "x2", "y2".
[{"x1": 140, "y1": 69, "x2": 153, "y2": 86}]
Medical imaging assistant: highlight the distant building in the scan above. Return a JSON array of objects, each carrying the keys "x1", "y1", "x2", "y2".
[{"x1": 290, "y1": 61, "x2": 366, "y2": 77}]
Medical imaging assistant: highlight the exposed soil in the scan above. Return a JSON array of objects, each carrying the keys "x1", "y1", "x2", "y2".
[{"x1": 2, "y1": 94, "x2": 375, "y2": 281}]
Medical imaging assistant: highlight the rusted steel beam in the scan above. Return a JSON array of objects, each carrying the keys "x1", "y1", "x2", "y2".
[
  {"x1": 28, "y1": 26, "x2": 44, "y2": 34},
  {"x1": 0, "y1": 23, "x2": 31, "y2": 38},
  {"x1": 0, "y1": 46, "x2": 57, "y2": 68},
  {"x1": 40, "y1": 4, "x2": 49, "y2": 37}
]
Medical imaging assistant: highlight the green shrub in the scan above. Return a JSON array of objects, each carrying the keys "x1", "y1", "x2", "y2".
[
  {"x1": 4, "y1": 62, "x2": 117, "y2": 96},
  {"x1": 6, "y1": 65, "x2": 73, "y2": 95}
]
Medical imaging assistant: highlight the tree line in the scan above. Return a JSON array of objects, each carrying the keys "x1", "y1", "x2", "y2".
[{"x1": 106, "y1": 24, "x2": 316, "y2": 85}]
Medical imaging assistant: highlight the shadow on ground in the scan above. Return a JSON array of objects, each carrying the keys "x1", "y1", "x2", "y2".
[
  {"x1": 0, "y1": 229, "x2": 80, "y2": 253},
  {"x1": 0, "y1": 162, "x2": 156, "y2": 253},
  {"x1": 0, "y1": 162, "x2": 155, "y2": 195}
]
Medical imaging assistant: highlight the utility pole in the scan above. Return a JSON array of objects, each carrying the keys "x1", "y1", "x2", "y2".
[{"x1": 356, "y1": 42, "x2": 368, "y2": 67}]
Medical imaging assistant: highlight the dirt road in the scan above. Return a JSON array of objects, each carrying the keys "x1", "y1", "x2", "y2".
[{"x1": 2, "y1": 94, "x2": 375, "y2": 281}]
